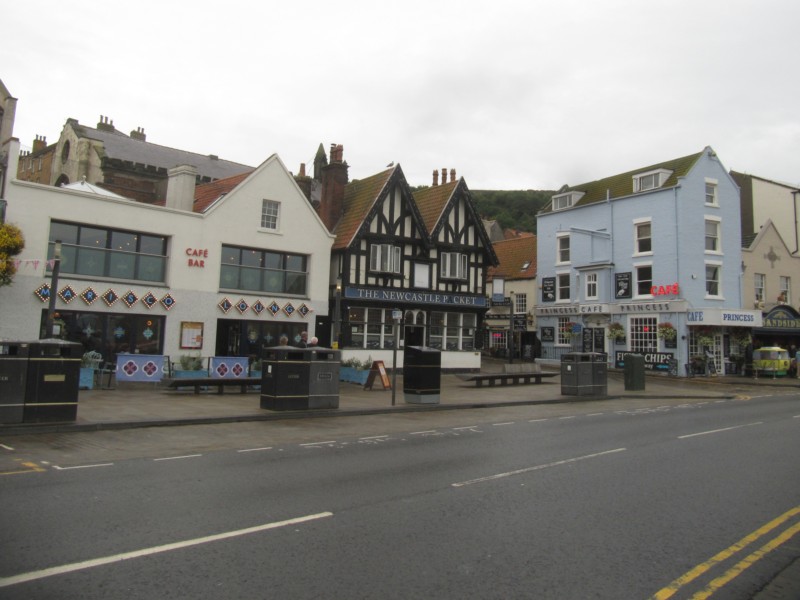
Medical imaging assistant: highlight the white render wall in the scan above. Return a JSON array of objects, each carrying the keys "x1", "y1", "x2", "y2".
[{"x1": 0, "y1": 154, "x2": 334, "y2": 360}]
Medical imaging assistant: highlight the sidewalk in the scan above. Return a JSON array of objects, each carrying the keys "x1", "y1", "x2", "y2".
[{"x1": 2, "y1": 362, "x2": 788, "y2": 435}]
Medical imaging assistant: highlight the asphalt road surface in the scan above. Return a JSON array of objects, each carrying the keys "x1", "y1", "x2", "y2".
[{"x1": 1, "y1": 393, "x2": 799, "y2": 599}]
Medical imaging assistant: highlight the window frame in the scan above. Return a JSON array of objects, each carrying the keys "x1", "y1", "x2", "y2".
[
  {"x1": 369, "y1": 243, "x2": 402, "y2": 275},
  {"x1": 705, "y1": 261, "x2": 722, "y2": 298},
  {"x1": 219, "y1": 244, "x2": 308, "y2": 296},
  {"x1": 634, "y1": 263, "x2": 653, "y2": 298},
  {"x1": 556, "y1": 272, "x2": 571, "y2": 302},
  {"x1": 704, "y1": 217, "x2": 721, "y2": 254},
  {"x1": 260, "y1": 199, "x2": 281, "y2": 231},
  {"x1": 705, "y1": 178, "x2": 719, "y2": 206},
  {"x1": 440, "y1": 252, "x2": 468, "y2": 280},
  {"x1": 754, "y1": 273, "x2": 766, "y2": 304},
  {"x1": 634, "y1": 219, "x2": 652, "y2": 256},
  {"x1": 556, "y1": 234, "x2": 570, "y2": 265},
  {"x1": 47, "y1": 221, "x2": 168, "y2": 284},
  {"x1": 633, "y1": 169, "x2": 672, "y2": 193},
  {"x1": 585, "y1": 272, "x2": 598, "y2": 300},
  {"x1": 779, "y1": 276, "x2": 791, "y2": 304}
]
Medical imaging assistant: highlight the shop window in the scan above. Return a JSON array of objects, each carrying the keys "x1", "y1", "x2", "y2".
[
  {"x1": 630, "y1": 317, "x2": 657, "y2": 353},
  {"x1": 48, "y1": 221, "x2": 167, "y2": 284},
  {"x1": 220, "y1": 245, "x2": 307, "y2": 295}
]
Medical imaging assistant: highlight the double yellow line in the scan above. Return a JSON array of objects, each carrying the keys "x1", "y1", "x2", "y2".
[
  {"x1": 651, "y1": 505, "x2": 800, "y2": 599},
  {"x1": 0, "y1": 461, "x2": 46, "y2": 476}
]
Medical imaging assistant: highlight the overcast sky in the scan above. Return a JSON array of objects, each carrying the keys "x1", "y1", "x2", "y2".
[{"x1": 4, "y1": 1, "x2": 799, "y2": 190}]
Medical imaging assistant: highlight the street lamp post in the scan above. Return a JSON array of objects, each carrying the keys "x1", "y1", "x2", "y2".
[
  {"x1": 508, "y1": 291, "x2": 515, "y2": 364},
  {"x1": 333, "y1": 277, "x2": 342, "y2": 349},
  {"x1": 44, "y1": 240, "x2": 62, "y2": 339}
]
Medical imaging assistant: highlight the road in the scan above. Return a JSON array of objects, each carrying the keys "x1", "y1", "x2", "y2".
[{"x1": 1, "y1": 392, "x2": 799, "y2": 599}]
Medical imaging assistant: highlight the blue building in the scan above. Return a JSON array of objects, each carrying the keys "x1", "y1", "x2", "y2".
[{"x1": 535, "y1": 147, "x2": 761, "y2": 376}]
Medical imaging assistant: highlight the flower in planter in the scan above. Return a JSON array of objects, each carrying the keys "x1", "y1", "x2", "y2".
[
  {"x1": 560, "y1": 322, "x2": 577, "y2": 340},
  {"x1": 179, "y1": 354, "x2": 204, "y2": 370},
  {"x1": 608, "y1": 322, "x2": 626, "y2": 340},
  {"x1": 81, "y1": 350, "x2": 103, "y2": 368},
  {"x1": 657, "y1": 322, "x2": 677, "y2": 340}
]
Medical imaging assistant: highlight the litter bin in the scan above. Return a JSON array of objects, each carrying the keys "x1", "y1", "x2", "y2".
[
  {"x1": 403, "y1": 346, "x2": 441, "y2": 404},
  {"x1": 624, "y1": 353, "x2": 646, "y2": 391},
  {"x1": 0, "y1": 341, "x2": 29, "y2": 424},
  {"x1": 561, "y1": 352, "x2": 607, "y2": 397},
  {"x1": 260, "y1": 346, "x2": 340, "y2": 410},
  {"x1": 9, "y1": 339, "x2": 82, "y2": 423}
]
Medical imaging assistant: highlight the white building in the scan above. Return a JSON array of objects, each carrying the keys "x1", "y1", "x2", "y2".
[{"x1": 1, "y1": 146, "x2": 334, "y2": 369}]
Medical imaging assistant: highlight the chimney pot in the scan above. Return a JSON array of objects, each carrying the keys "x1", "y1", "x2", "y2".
[
  {"x1": 441, "y1": 168, "x2": 447, "y2": 185},
  {"x1": 299, "y1": 163, "x2": 306, "y2": 177},
  {"x1": 432, "y1": 169, "x2": 439, "y2": 186},
  {"x1": 450, "y1": 168, "x2": 456, "y2": 182}
]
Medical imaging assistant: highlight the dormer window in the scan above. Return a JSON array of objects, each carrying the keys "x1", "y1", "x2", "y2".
[
  {"x1": 551, "y1": 191, "x2": 584, "y2": 211},
  {"x1": 633, "y1": 169, "x2": 672, "y2": 193}
]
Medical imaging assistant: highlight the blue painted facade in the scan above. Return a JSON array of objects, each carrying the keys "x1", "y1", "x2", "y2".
[{"x1": 536, "y1": 147, "x2": 762, "y2": 376}]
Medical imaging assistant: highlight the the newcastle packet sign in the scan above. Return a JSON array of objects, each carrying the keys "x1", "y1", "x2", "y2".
[{"x1": 344, "y1": 286, "x2": 487, "y2": 307}]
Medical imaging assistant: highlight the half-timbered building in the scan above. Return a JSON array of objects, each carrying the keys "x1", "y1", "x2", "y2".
[{"x1": 315, "y1": 147, "x2": 497, "y2": 371}]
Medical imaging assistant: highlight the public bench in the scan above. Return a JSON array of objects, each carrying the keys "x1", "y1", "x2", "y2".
[
  {"x1": 456, "y1": 363, "x2": 557, "y2": 388},
  {"x1": 162, "y1": 377, "x2": 261, "y2": 394}
]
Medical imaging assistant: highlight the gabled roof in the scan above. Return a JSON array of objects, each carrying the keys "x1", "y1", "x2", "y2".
[
  {"x1": 742, "y1": 218, "x2": 794, "y2": 254},
  {"x1": 68, "y1": 120, "x2": 254, "y2": 181},
  {"x1": 333, "y1": 167, "x2": 396, "y2": 249},
  {"x1": 488, "y1": 235, "x2": 537, "y2": 281},
  {"x1": 413, "y1": 180, "x2": 459, "y2": 233},
  {"x1": 541, "y1": 149, "x2": 706, "y2": 213},
  {"x1": 193, "y1": 171, "x2": 253, "y2": 212}
]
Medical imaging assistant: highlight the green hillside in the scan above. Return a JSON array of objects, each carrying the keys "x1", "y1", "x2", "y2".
[{"x1": 470, "y1": 189, "x2": 554, "y2": 235}]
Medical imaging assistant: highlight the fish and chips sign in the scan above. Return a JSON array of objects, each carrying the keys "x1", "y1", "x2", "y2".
[{"x1": 615, "y1": 351, "x2": 673, "y2": 372}]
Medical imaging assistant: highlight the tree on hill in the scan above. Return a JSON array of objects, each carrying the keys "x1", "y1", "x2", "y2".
[{"x1": 470, "y1": 189, "x2": 553, "y2": 235}]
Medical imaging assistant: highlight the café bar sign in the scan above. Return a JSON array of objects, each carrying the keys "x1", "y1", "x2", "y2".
[{"x1": 344, "y1": 286, "x2": 488, "y2": 307}]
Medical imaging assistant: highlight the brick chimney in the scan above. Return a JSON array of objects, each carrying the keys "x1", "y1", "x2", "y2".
[
  {"x1": 432, "y1": 169, "x2": 439, "y2": 186},
  {"x1": 450, "y1": 168, "x2": 456, "y2": 182},
  {"x1": 32, "y1": 135, "x2": 47, "y2": 153},
  {"x1": 441, "y1": 168, "x2": 447, "y2": 185},
  {"x1": 294, "y1": 162, "x2": 313, "y2": 202},
  {"x1": 165, "y1": 164, "x2": 198, "y2": 212},
  {"x1": 130, "y1": 127, "x2": 146, "y2": 141},
  {"x1": 319, "y1": 144, "x2": 349, "y2": 232},
  {"x1": 97, "y1": 115, "x2": 115, "y2": 132}
]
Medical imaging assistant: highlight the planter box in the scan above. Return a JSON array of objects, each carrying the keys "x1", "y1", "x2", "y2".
[
  {"x1": 340, "y1": 367, "x2": 369, "y2": 385},
  {"x1": 79, "y1": 367, "x2": 95, "y2": 390}
]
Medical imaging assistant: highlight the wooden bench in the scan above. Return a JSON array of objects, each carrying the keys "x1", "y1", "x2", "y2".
[
  {"x1": 163, "y1": 377, "x2": 261, "y2": 394},
  {"x1": 457, "y1": 364, "x2": 557, "y2": 388}
]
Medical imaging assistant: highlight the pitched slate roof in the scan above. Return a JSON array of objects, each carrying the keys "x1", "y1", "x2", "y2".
[
  {"x1": 488, "y1": 235, "x2": 537, "y2": 281},
  {"x1": 413, "y1": 180, "x2": 459, "y2": 233},
  {"x1": 69, "y1": 120, "x2": 254, "y2": 181},
  {"x1": 541, "y1": 149, "x2": 706, "y2": 213},
  {"x1": 333, "y1": 167, "x2": 395, "y2": 249}
]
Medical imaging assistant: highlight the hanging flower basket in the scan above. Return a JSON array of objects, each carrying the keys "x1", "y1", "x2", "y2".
[
  {"x1": 694, "y1": 326, "x2": 716, "y2": 348},
  {"x1": 657, "y1": 322, "x2": 677, "y2": 341},
  {"x1": 607, "y1": 322, "x2": 625, "y2": 340},
  {"x1": 731, "y1": 330, "x2": 752, "y2": 347}
]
